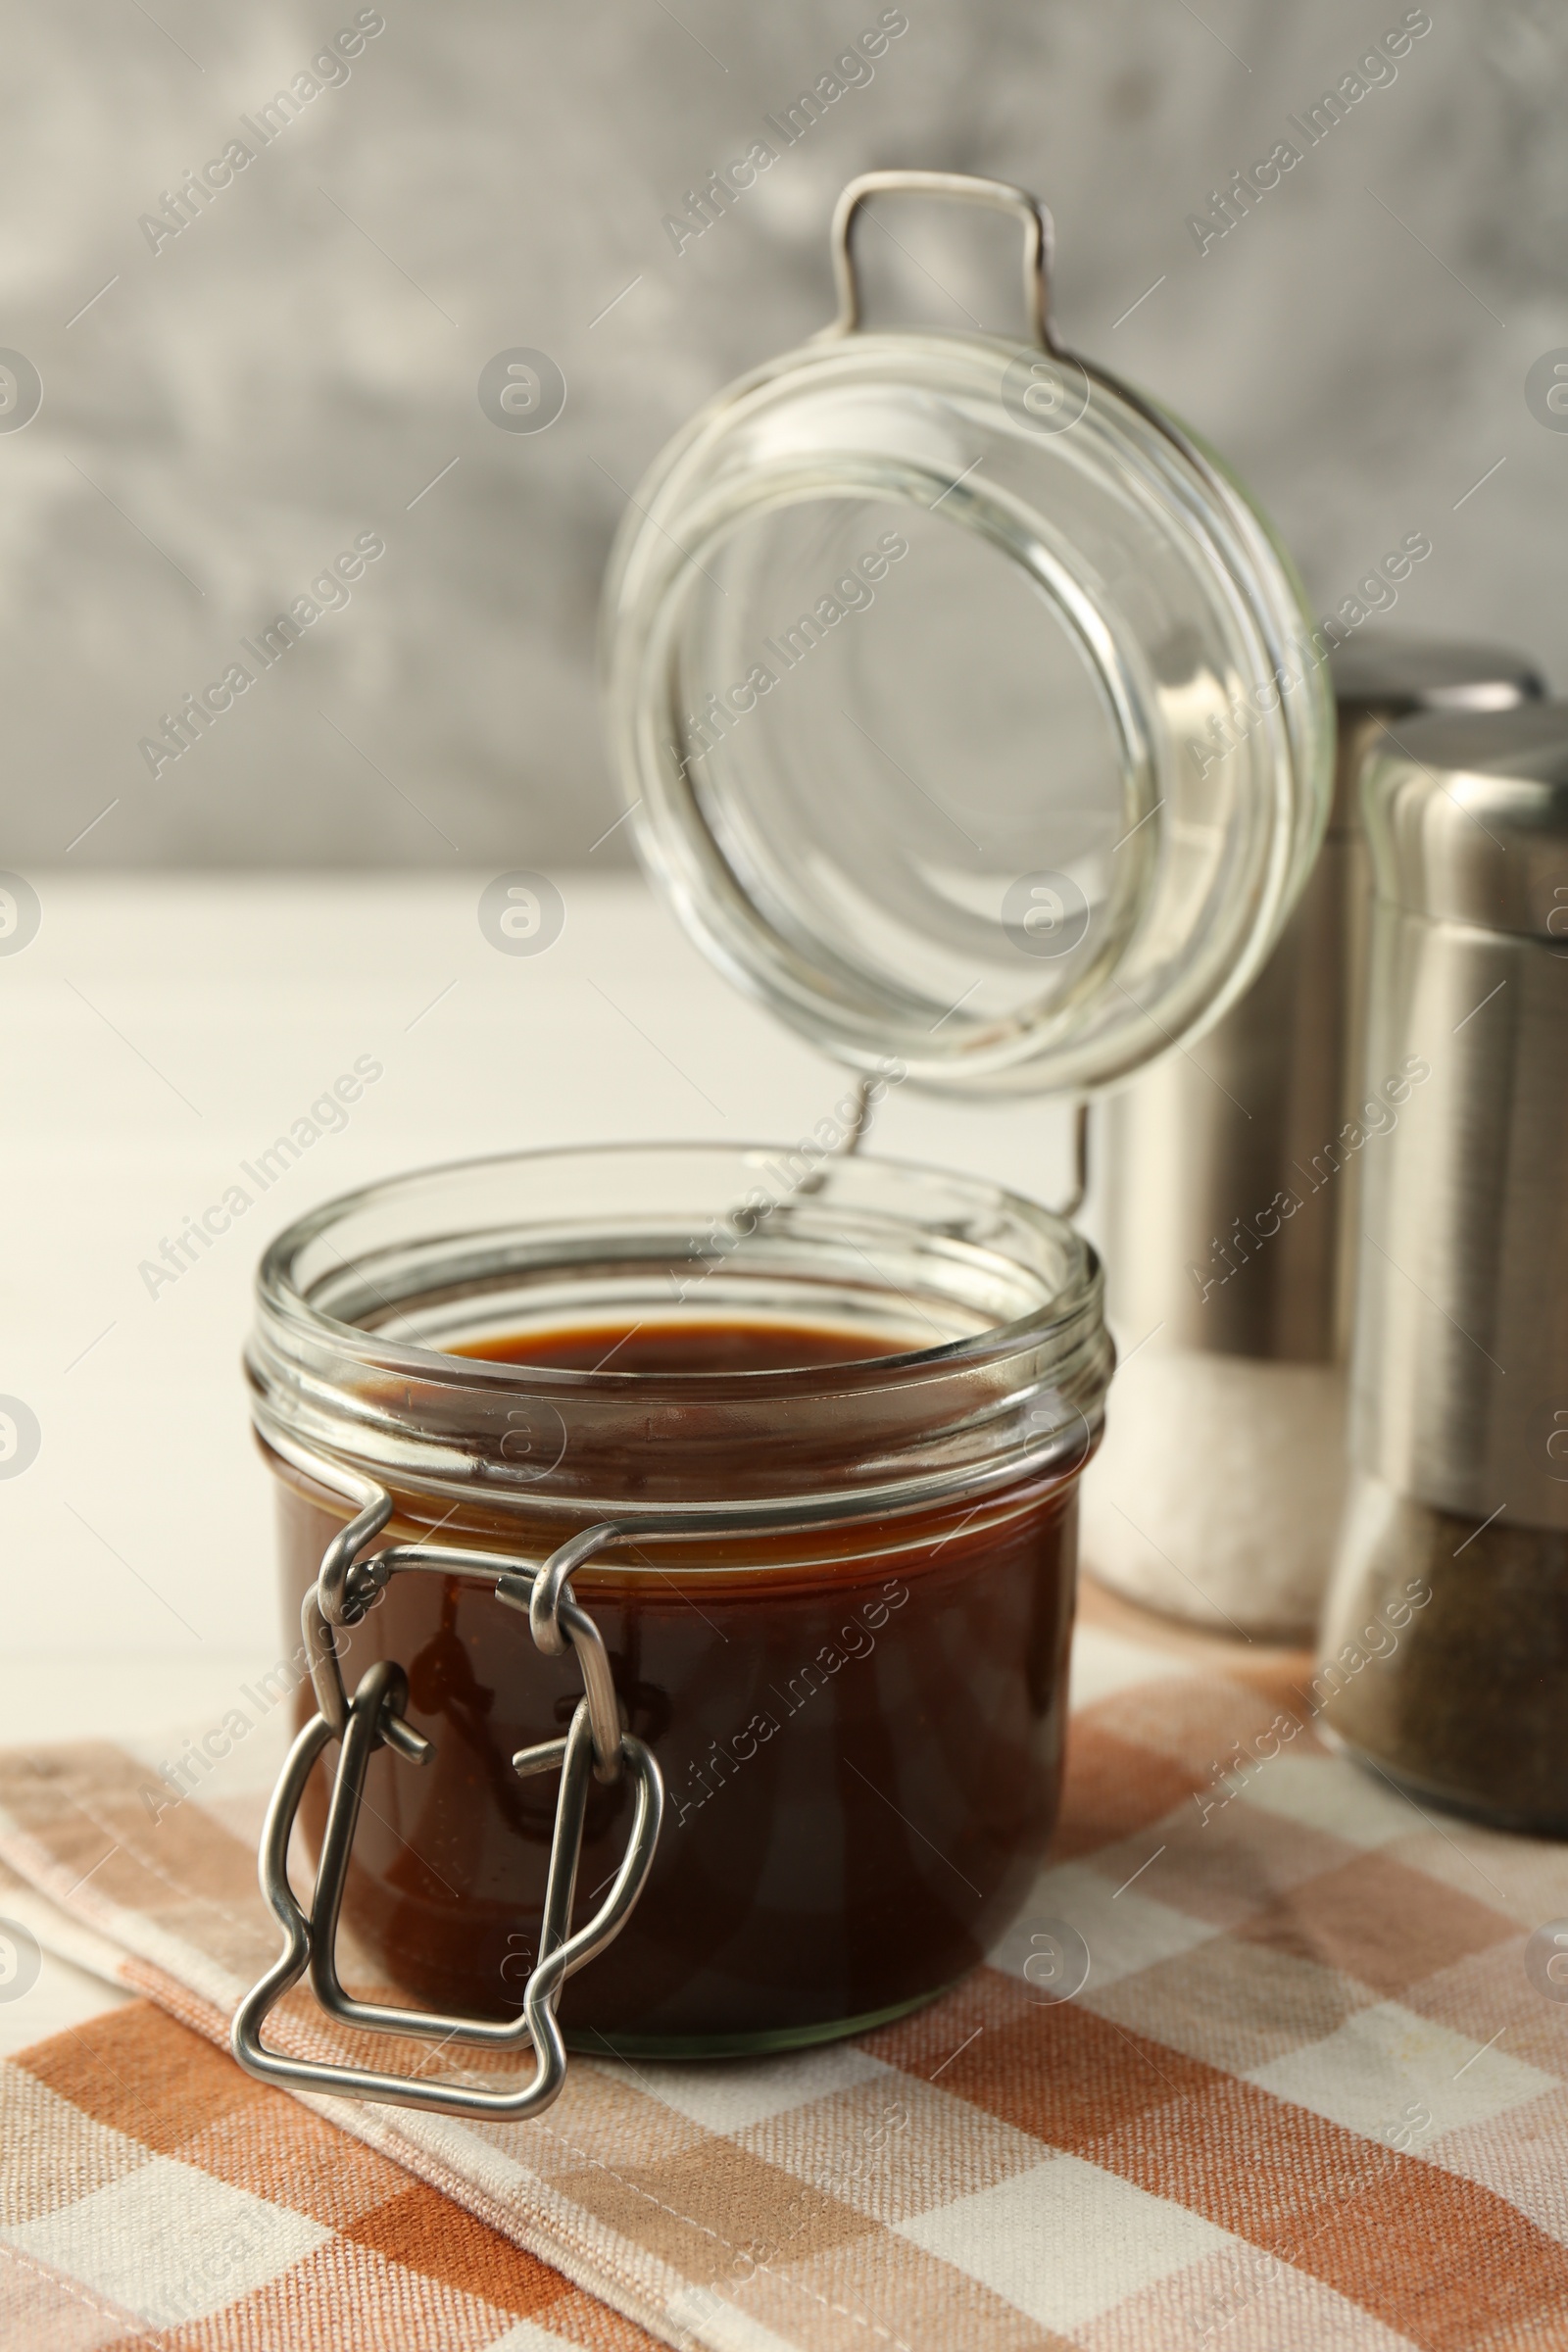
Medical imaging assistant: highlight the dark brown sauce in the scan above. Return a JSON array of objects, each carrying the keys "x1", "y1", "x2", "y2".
[
  {"x1": 456, "y1": 1318, "x2": 911, "y2": 1378},
  {"x1": 280, "y1": 1316, "x2": 1079, "y2": 2052}
]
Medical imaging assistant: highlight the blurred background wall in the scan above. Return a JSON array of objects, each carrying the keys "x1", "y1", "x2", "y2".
[{"x1": 2, "y1": 0, "x2": 1565, "y2": 871}]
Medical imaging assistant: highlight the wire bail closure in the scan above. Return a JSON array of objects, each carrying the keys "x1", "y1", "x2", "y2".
[{"x1": 230, "y1": 1446, "x2": 663, "y2": 2121}]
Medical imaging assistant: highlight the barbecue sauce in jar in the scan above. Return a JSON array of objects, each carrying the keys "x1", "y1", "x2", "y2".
[{"x1": 278, "y1": 1316, "x2": 1080, "y2": 2054}]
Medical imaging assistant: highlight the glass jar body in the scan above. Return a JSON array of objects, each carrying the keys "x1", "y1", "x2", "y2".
[
  {"x1": 250, "y1": 1145, "x2": 1111, "y2": 2054},
  {"x1": 272, "y1": 1464, "x2": 1077, "y2": 2052}
]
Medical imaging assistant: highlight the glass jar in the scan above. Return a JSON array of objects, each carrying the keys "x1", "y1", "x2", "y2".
[
  {"x1": 234, "y1": 172, "x2": 1332, "y2": 2121},
  {"x1": 246, "y1": 1144, "x2": 1111, "y2": 2059}
]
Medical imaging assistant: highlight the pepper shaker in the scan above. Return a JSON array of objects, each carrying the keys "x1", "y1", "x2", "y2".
[
  {"x1": 1081, "y1": 638, "x2": 1544, "y2": 1639},
  {"x1": 1319, "y1": 703, "x2": 1568, "y2": 1829}
]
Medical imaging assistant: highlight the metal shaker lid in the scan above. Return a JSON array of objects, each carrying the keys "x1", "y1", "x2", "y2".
[
  {"x1": 1326, "y1": 634, "x2": 1545, "y2": 832},
  {"x1": 1331, "y1": 633, "x2": 1545, "y2": 717},
  {"x1": 1362, "y1": 702, "x2": 1568, "y2": 938}
]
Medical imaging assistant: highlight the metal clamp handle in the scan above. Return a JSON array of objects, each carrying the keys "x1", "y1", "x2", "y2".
[
  {"x1": 827, "y1": 169, "x2": 1057, "y2": 352},
  {"x1": 231, "y1": 1454, "x2": 664, "y2": 2120}
]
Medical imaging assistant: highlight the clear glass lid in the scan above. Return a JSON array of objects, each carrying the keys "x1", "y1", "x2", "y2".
[{"x1": 601, "y1": 172, "x2": 1333, "y2": 1097}]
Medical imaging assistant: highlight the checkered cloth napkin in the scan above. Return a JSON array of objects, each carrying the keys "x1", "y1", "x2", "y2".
[{"x1": 3, "y1": 1604, "x2": 1568, "y2": 2352}]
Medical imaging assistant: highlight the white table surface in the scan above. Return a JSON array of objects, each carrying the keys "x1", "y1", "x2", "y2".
[{"x1": 0, "y1": 871, "x2": 1084, "y2": 2058}]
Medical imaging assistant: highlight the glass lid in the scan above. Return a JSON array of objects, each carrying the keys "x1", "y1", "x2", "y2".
[{"x1": 601, "y1": 172, "x2": 1333, "y2": 1097}]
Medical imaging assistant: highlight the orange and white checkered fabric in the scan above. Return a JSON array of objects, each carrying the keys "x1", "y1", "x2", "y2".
[
  {"x1": 3, "y1": 1611, "x2": 1567, "y2": 2351},
  {"x1": 2, "y1": 1998, "x2": 662, "y2": 2350}
]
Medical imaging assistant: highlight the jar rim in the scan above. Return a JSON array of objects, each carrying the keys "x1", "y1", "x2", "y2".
[
  {"x1": 247, "y1": 1141, "x2": 1112, "y2": 1520},
  {"x1": 255, "y1": 1137, "x2": 1099, "y2": 1383}
]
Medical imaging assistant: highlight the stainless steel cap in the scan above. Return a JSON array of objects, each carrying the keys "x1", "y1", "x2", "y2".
[
  {"x1": 1363, "y1": 702, "x2": 1568, "y2": 938},
  {"x1": 1331, "y1": 634, "x2": 1545, "y2": 717},
  {"x1": 1327, "y1": 634, "x2": 1545, "y2": 832},
  {"x1": 1099, "y1": 638, "x2": 1546, "y2": 1374}
]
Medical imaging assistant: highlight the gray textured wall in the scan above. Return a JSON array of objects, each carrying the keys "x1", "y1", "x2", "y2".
[{"x1": 4, "y1": 0, "x2": 1563, "y2": 867}]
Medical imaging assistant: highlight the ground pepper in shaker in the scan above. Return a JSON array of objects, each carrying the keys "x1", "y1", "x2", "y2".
[
  {"x1": 1081, "y1": 638, "x2": 1544, "y2": 1641},
  {"x1": 1319, "y1": 703, "x2": 1568, "y2": 1830}
]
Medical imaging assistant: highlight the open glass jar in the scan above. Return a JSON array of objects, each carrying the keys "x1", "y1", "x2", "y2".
[
  {"x1": 241, "y1": 1145, "x2": 1109, "y2": 2082},
  {"x1": 234, "y1": 172, "x2": 1332, "y2": 2119}
]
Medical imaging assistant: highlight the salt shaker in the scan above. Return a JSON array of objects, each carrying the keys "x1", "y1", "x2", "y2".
[
  {"x1": 1080, "y1": 638, "x2": 1544, "y2": 1640},
  {"x1": 1319, "y1": 703, "x2": 1568, "y2": 1830}
]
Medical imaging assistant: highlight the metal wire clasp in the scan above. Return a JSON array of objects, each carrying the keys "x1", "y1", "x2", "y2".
[{"x1": 230, "y1": 1463, "x2": 663, "y2": 2120}]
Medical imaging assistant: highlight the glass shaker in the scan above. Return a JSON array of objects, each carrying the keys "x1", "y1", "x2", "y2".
[{"x1": 1319, "y1": 703, "x2": 1568, "y2": 1829}]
